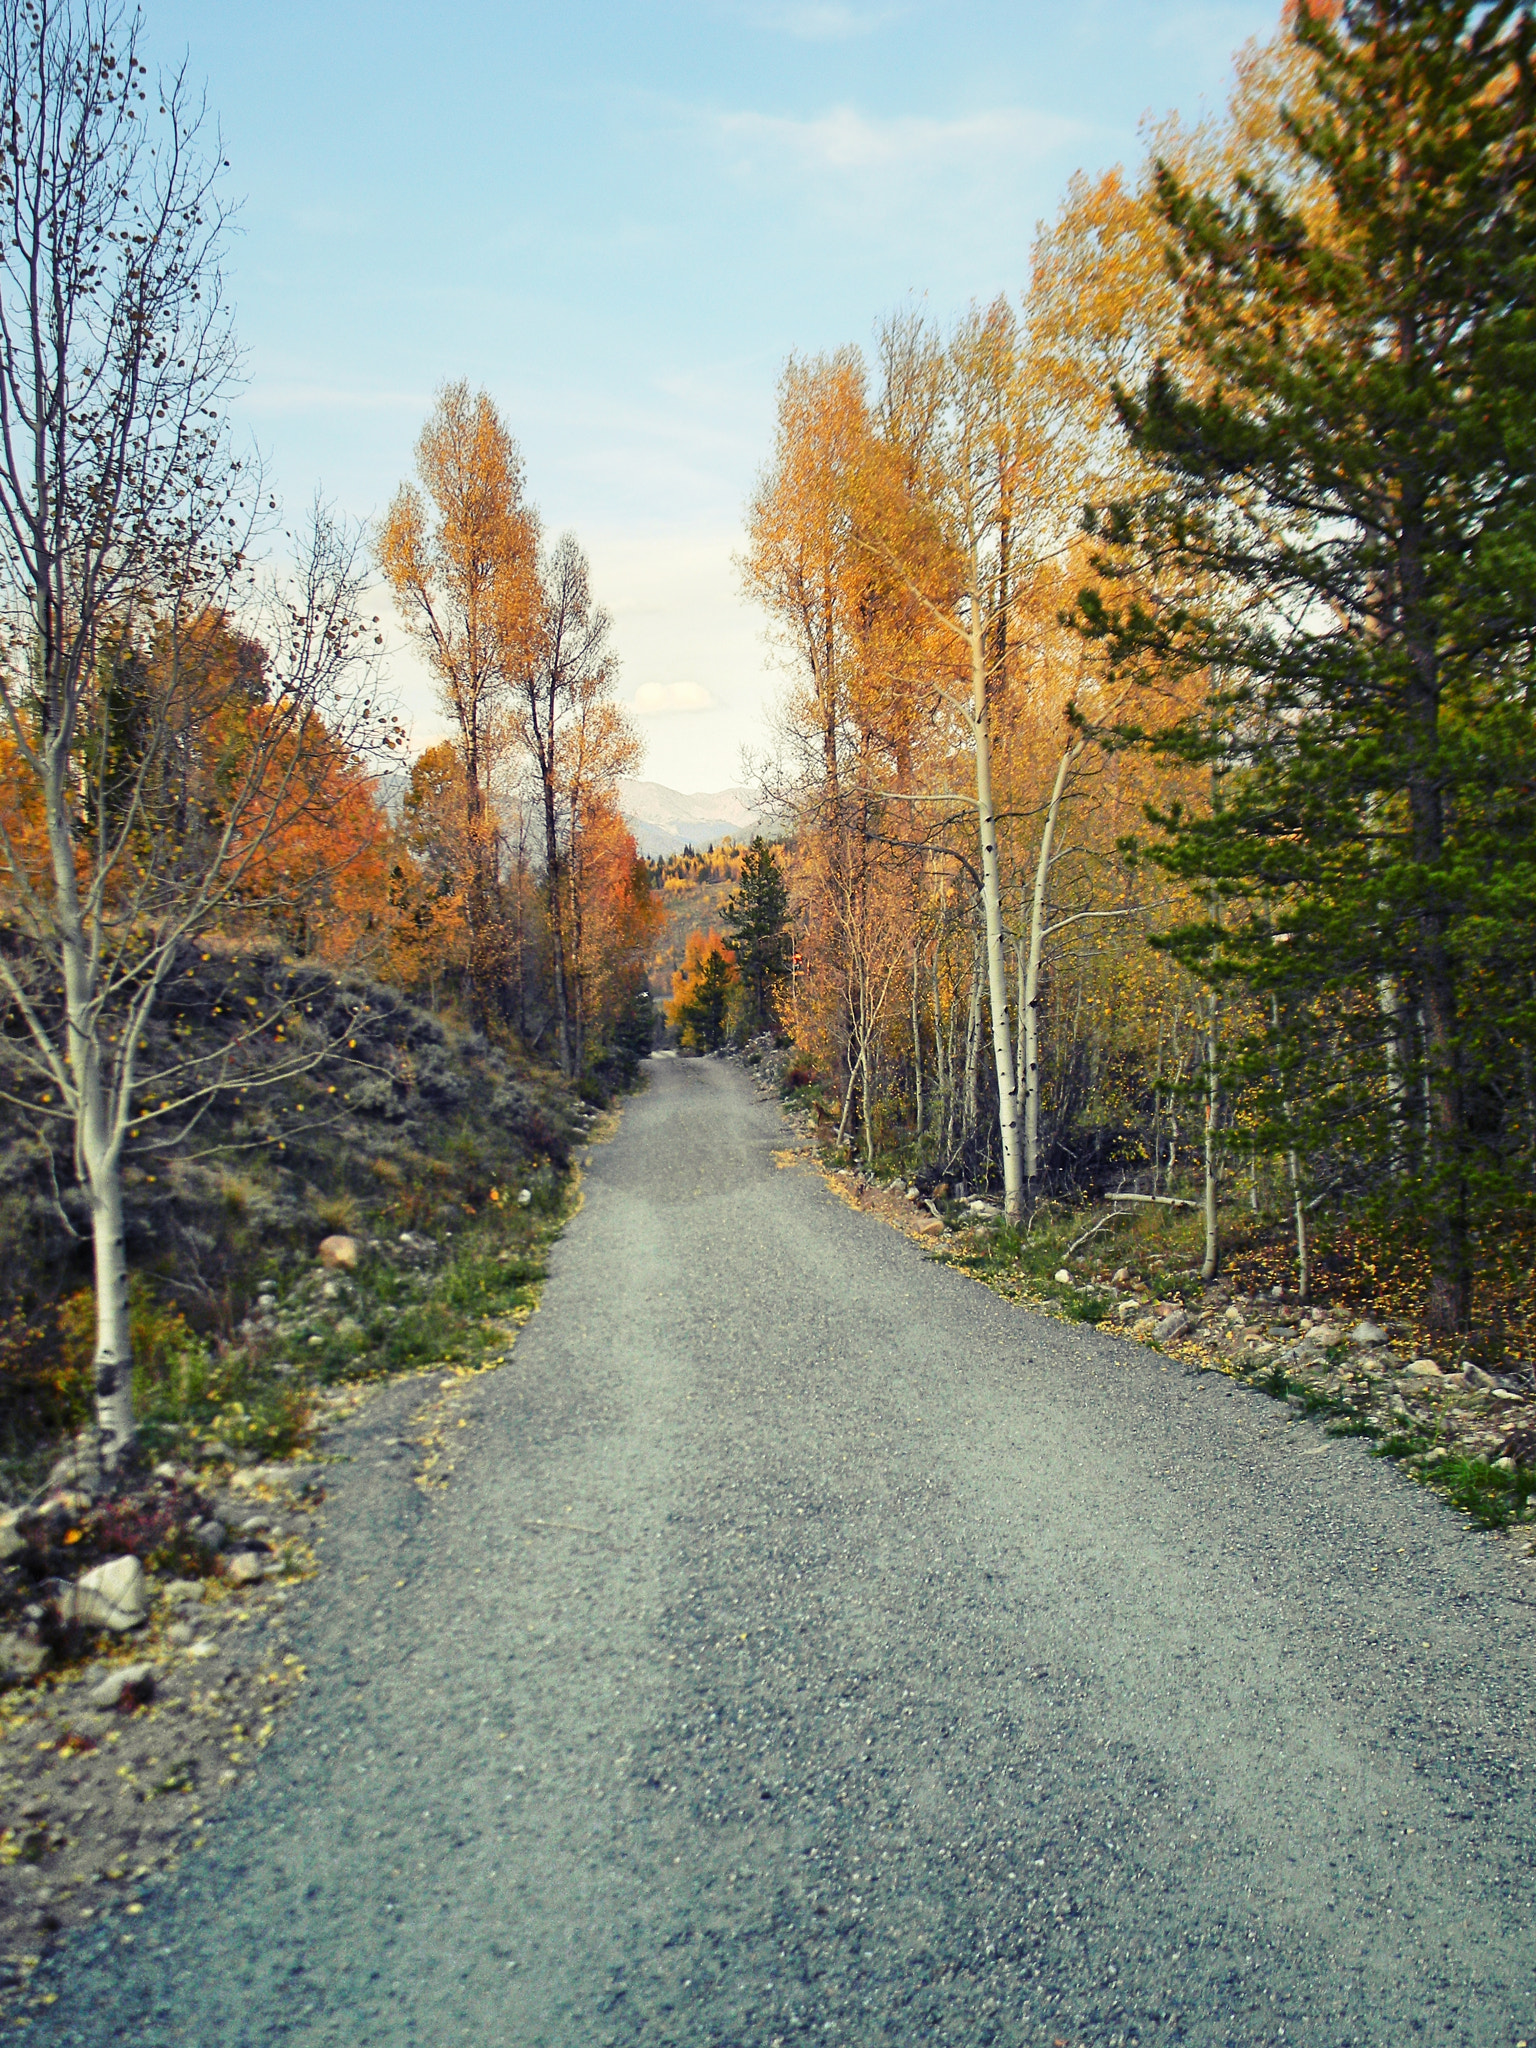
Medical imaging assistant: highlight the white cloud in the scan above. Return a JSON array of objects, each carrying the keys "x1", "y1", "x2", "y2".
[
  {"x1": 633, "y1": 679, "x2": 716, "y2": 715},
  {"x1": 712, "y1": 103, "x2": 1081, "y2": 177}
]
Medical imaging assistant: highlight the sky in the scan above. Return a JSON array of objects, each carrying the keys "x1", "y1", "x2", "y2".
[{"x1": 150, "y1": 0, "x2": 1282, "y2": 791}]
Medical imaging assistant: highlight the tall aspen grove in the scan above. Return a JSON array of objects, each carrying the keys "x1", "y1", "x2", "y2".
[{"x1": 744, "y1": 0, "x2": 1536, "y2": 1337}]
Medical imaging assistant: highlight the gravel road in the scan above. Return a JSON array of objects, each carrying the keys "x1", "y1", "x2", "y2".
[{"x1": 26, "y1": 1058, "x2": 1536, "y2": 2045}]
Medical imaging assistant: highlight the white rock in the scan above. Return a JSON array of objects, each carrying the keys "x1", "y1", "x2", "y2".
[
  {"x1": 1054, "y1": 1268, "x2": 1072, "y2": 1284},
  {"x1": 0, "y1": 1517, "x2": 26, "y2": 1564},
  {"x1": 317, "y1": 1234, "x2": 359, "y2": 1270},
  {"x1": 161, "y1": 1578, "x2": 204, "y2": 1605},
  {"x1": 518, "y1": 1189, "x2": 532, "y2": 1207},
  {"x1": 1403, "y1": 1359, "x2": 1442, "y2": 1379},
  {"x1": 1351, "y1": 1320, "x2": 1389, "y2": 1347},
  {"x1": 0, "y1": 1632, "x2": 46, "y2": 1685},
  {"x1": 1311, "y1": 1324, "x2": 1343, "y2": 1347},
  {"x1": 224, "y1": 1551, "x2": 265, "y2": 1586},
  {"x1": 87, "y1": 1661, "x2": 155, "y2": 1710},
  {"x1": 57, "y1": 1554, "x2": 148, "y2": 1632}
]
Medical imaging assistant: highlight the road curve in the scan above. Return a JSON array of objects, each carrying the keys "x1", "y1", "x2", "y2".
[{"x1": 27, "y1": 1057, "x2": 1536, "y2": 2045}]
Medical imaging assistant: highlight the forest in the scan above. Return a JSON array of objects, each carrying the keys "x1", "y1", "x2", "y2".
[
  {"x1": 0, "y1": 4, "x2": 660, "y2": 1470},
  {"x1": 731, "y1": 0, "x2": 1536, "y2": 1348},
  {"x1": 3, "y1": 0, "x2": 1535, "y2": 1489}
]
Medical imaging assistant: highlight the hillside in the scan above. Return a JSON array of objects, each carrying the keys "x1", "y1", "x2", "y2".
[{"x1": 617, "y1": 780, "x2": 763, "y2": 857}]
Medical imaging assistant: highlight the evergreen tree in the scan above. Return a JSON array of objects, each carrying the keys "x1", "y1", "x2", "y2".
[
  {"x1": 721, "y1": 836, "x2": 790, "y2": 1033},
  {"x1": 1076, "y1": 0, "x2": 1536, "y2": 1332},
  {"x1": 684, "y1": 948, "x2": 735, "y2": 1051}
]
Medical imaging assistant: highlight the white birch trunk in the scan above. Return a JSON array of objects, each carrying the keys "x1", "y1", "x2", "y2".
[
  {"x1": 968, "y1": 622, "x2": 1023, "y2": 1219},
  {"x1": 48, "y1": 755, "x2": 137, "y2": 1466},
  {"x1": 1022, "y1": 741, "x2": 1079, "y2": 1190}
]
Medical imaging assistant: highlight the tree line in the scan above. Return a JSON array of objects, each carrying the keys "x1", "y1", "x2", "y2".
[{"x1": 744, "y1": 0, "x2": 1536, "y2": 1335}]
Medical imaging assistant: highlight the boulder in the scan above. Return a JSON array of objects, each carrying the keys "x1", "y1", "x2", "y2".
[
  {"x1": 317, "y1": 1234, "x2": 359, "y2": 1270},
  {"x1": 0, "y1": 1632, "x2": 46, "y2": 1685},
  {"x1": 87, "y1": 1661, "x2": 155, "y2": 1711},
  {"x1": 57, "y1": 1554, "x2": 148, "y2": 1632}
]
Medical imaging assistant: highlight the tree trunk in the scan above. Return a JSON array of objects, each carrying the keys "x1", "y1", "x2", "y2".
[
  {"x1": 1201, "y1": 996, "x2": 1220, "y2": 1283},
  {"x1": 969, "y1": 625, "x2": 1023, "y2": 1217},
  {"x1": 911, "y1": 944, "x2": 924, "y2": 1135},
  {"x1": 539, "y1": 767, "x2": 573, "y2": 1077},
  {"x1": 50, "y1": 760, "x2": 136, "y2": 1467},
  {"x1": 1023, "y1": 741, "x2": 1079, "y2": 1191}
]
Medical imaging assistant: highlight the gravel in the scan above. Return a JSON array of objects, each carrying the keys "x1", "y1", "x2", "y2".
[{"x1": 20, "y1": 1059, "x2": 1536, "y2": 2045}]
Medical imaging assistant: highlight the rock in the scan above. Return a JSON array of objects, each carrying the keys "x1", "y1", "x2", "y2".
[
  {"x1": 86, "y1": 1661, "x2": 155, "y2": 1711},
  {"x1": 1111, "y1": 1267, "x2": 1130, "y2": 1286},
  {"x1": 518, "y1": 1189, "x2": 532, "y2": 1207},
  {"x1": 1054, "y1": 1268, "x2": 1072, "y2": 1284},
  {"x1": 333, "y1": 1316, "x2": 364, "y2": 1342},
  {"x1": 915, "y1": 1218, "x2": 945, "y2": 1239},
  {"x1": 1131, "y1": 1317, "x2": 1157, "y2": 1340},
  {"x1": 57, "y1": 1554, "x2": 148, "y2": 1632},
  {"x1": 187, "y1": 1518, "x2": 227, "y2": 1553},
  {"x1": 44, "y1": 1441, "x2": 105, "y2": 1497},
  {"x1": 161, "y1": 1579, "x2": 203, "y2": 1605},
  {"x1": 0, "y1": 1517, "x2": 26, "y2": 1565},
  {"x1": 1311, "y1": 1324, "x2": 1342, "y2": 1347},
  {"x1": 968, "y1": 1199, "x2": 1001, "y2": 1218},
  {"x1": 1464, "y1": 1365, "x2": 1498, "y2": 1390},
  {"x1": 167, "y1": 1621, "x2": 195, "y2": 1646},
  {"x1": 1403, "y1": 1359, "x2": 1443, "y2": 1379},
  {"x1": 1154, "y1": 1310, "x2": 1194, "y2": 1343},
  {"x1": 905, "y1": 1186, "x2": 920, "y2": 1202},
  {"x1": 0, "y1": 1632, "x2": 47, "y2": 1685},
  {"x1": 317, "y1": 1234, "x2": 359, "y2": 1270},
  {"x1": 1351, "y1": 1320, "x2": 1389, "y2": 1347},
  {"x1": 223, "y1": 1551, "x2": 265, "y2": 1586}
]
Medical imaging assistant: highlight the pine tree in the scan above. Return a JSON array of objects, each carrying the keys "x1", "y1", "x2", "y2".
[
  {"x1": 721, "y1": 837, "x2": 791, "y2": 1033},
  {"x1": 1076, "y1": 0, "x2": 1536, "y2": 1331}
]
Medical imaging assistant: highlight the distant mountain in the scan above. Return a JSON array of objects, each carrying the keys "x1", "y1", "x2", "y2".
[{"x1": 618, "y1": 780, "x2": 764, "y2": 858}]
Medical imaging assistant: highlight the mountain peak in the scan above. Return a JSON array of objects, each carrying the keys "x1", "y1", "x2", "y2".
[{"x1": 618, "y1": 779, "x2": 763, "y2": 857}]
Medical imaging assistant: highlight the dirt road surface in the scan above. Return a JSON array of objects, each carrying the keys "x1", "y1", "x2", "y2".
[{"x1": 24, "y1": 1059, "x2": 1536, "y2": 2044}]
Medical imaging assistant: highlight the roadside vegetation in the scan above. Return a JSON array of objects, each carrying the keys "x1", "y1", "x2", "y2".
[{"x1": 732, "y1": 2, "x2": 1536, "y2": 1405}]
